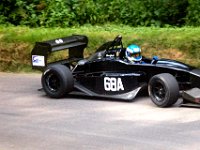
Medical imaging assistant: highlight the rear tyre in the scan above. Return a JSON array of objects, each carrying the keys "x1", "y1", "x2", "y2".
[
  {"x1": 41, "y1": 65, "x2": 74, "y2": 98},
  {"x1": 148, "y1": 73, "x2": 179, "y2": 107}
]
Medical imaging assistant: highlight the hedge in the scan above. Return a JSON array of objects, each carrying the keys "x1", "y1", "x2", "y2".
[{"x1": 0, "y1": 0, "x2": 199, "y2": 27}]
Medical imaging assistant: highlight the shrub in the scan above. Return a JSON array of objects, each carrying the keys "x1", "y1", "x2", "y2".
[
  {"x1": 186, "y1": 0, "x2": 200, "y2": 26},
  {"x1": 0, "y1": 0, "x2": 199, "y2": 27},
  {"x1": 38, "y1": 0, "x2": 73, "y2": 27}
]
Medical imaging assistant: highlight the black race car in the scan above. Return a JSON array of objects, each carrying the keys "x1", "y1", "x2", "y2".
[{"x1": 31, "y1": 35, "x2": 200, "y2": 107}]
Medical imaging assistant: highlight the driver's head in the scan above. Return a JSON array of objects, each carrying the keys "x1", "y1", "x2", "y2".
[{"x1": 126, "y1": 44, "x2": 142, "y2": 62}]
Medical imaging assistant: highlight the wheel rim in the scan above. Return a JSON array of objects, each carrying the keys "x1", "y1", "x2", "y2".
[
  {"x1": 151, "y1": 81, "x2": 166, "y2": 102},
  {"x1": 45, "y1": 73, "x2": 60, "y2": 92}
]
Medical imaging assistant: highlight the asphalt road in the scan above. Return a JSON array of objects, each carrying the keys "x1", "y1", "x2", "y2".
[{"x1": 0, "y1": 72, "x2": 200, "y2": 150}]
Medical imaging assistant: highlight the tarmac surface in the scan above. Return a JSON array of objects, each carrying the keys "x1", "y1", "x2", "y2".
[{"x1": 0, "y1": 72, "x2": 200, "y2": 150}]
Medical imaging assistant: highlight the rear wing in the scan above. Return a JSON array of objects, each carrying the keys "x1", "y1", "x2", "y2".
[{"x1": 31, "y1": 35, "x2": 88, "y2": 70}]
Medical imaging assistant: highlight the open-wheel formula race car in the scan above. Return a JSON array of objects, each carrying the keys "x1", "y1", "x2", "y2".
[{"x1": 31, "y1": 35, "x2": 200, "y2": 107}]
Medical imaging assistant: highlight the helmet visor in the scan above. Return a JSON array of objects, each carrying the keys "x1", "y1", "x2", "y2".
[{"x1": 128, "y1": 52, "x2": 141, "y2": 58}]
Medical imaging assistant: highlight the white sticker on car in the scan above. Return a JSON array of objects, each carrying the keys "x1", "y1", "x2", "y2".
[
  {"x1": 55, "y1": 39, "x2": 63, "y2": 44},
  {"x1": 32, "y1": 55, "x2": 45, "y2": 67},
  {"x1": 104, "y1": 77, "x2": 124, "y2": 91}
]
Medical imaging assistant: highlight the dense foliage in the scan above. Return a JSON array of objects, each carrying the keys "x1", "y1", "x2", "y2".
[
  {"x1": 186, "y1": 0, "x2": 200, "y2": 26},
  {"x1": 1, "y1": 0, "x2": 199, "y2": 27}
]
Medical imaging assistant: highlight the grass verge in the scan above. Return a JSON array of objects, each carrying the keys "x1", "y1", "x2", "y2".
[{"x1": 0, "y1": 24, "x2": 200, "y2": 72}]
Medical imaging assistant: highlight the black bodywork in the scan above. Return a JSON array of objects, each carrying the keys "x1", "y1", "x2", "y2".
[{"x1": 31, "y1": 35, "x2": 200, "y2": 106}]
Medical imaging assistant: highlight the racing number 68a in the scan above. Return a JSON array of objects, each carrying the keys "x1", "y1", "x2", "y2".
[{"x1": 104, "y1": 77, "x2": 124, "y2": 91}]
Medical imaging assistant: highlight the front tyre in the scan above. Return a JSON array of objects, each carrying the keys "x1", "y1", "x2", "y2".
[
  {"x1": 148, "y1": 73, "x2": 179, "y2": 107},
  {"x1": 41, "y1": 65, "x2": 74, "y2": 98}
]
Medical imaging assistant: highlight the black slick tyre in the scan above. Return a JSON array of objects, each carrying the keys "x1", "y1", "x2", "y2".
[
  {"x1": 41, "y1": 64, "x2": 74, "y2": 98},
  {"x1": 148, "y1": 73, "x2": 179, "y2": 107}
]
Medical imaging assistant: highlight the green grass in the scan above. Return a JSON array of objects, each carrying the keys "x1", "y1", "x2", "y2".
[{"x1": 1, "y1": 24, "x2": 200, "y2": 72}]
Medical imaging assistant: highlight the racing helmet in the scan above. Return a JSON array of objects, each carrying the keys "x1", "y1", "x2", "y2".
[{"x1": 125, "y1": 44, "x2": 142, "y2": 62}]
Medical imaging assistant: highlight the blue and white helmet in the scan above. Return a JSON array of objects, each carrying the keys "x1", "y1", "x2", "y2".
[{"x1": 125, "y1": 44, "x2": 142, "y2": 62}]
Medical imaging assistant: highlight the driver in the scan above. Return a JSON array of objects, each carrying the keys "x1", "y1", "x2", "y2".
[{"x1": 125, "y1": 44, "x2": 143, "y2": 63}]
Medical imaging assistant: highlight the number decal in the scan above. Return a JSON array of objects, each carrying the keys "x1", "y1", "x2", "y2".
[
  {"x1": 104, "y1": 77, "x2": 110, "y2": 91},
  {"x1": 55, "y1": 39, "x2": 63, "y2": 44},
  {"x1": 104, "y1": 77, "x2": 124, "y2": 91}
]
